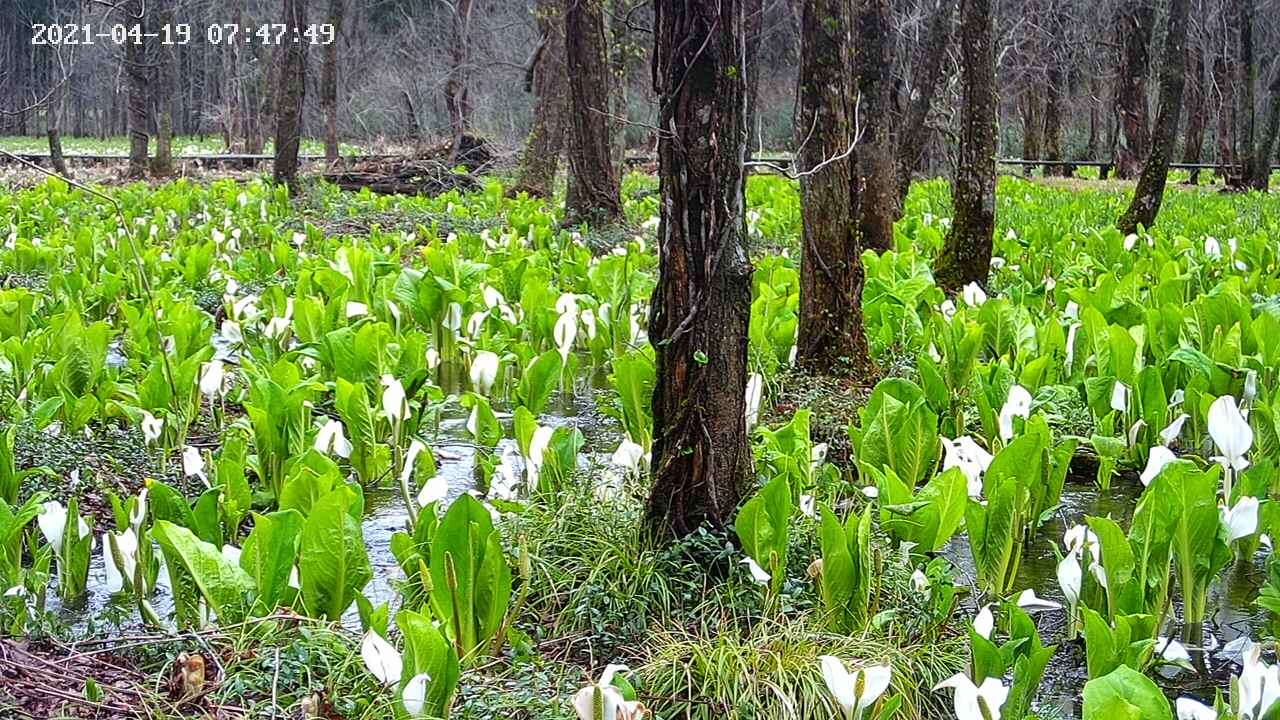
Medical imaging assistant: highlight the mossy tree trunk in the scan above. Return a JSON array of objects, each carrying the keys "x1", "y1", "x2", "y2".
[
  {"x1": 897, "y1": 0, "x2": 955, "y2": 206},
  {"x1": 933, "y1": 0, "x2": 996, "y2": 294},
  {"x1": 795, "y1": 0, "x2": 870, "y2": 374},
  {"x1": 645, "y1": 0, "x2": 753, "y2": 539},
  {"x1": 272, "y1": 0, "x2": 308, "y2": 189},
  {"x1": 515, "y1": 0, "x2": 568, "y2": 198},
  {"x1": 853, "y1": 0, "x2": 897, "y2": 252},
  {"x1": 321, "y1": 0, "x2": 346, "y2": 163},
  {"x1": 1113, "y1": 0, "x2": 1154, "y2": 179},
  {"x1": 1117, "y1": 0, "x2": 1190, "y2": 234},
  {"x1": 564, "y1": 0, "x2": 622, "y2": 224}
]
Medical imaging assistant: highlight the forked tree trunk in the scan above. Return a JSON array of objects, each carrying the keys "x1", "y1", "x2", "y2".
[
  {"x1": 515, "y1": 0, "x2": 568, "y2": 197},
  {"x1": 151, "y1": 0, "x2": 176, "y2": 176},
  {"x1": 272, "y1": 0, "x2": 308, "y2": 189},
  {"x1": 1117, "y1": 0, "x2": 1190, "y2": 233},
  {"x1": 853, "y1": 0, "x2": 897, "y2": 252},
  {"x1": 795, "y1": 0, "x2": 870, "y2": 374},
  {"x1": 445, "y1": 0, "x2": 475, "y2": 159},
  {"x1": 321, "y1": 0, "x2": 346, "y2": 162},
  {"x1": 124, "y1": 0, "x2": 149, "y2": 179},
  {"x1": 1180, "y1": 43, "x2": 1207, "y2": 184},
  {"x1": 933, "y1": 0, "x2": 996, "y2": 294},
  {"x1": 1114, "y1": 0, "x2": 1154, "y2": 179},
  {"x1": 646, "y1": 0, "x2": 752, "y2": 539},
  {"x1": 564, "y1": 0, "x2": 621, "y2": 224},
  {"x1": 896, "y1": 0, "x2": 955, "y2": 205}
]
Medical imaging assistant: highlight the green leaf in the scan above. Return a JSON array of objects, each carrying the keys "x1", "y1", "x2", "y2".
[
  {"x1": 1082, "y1": 665, "x2": 1171, "y2": 720},
  {"x1": 152, "y1": 520, "x2": 254, "y2": 623},
  {"x1": 515, "y1": 350, "x2": 562, "y2": 415},
  {"x1": 240, "y1": 510, "x2": 304, "y2": 612},
  {"x1": 299, "y1": 485, "x2": 372, "y2": 620}
]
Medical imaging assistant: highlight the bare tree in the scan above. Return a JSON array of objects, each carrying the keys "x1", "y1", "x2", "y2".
[
  {"x1": 853, "y1": 0, "x2": 897, "y2": 252},
  {"x1": 564, "y1": 0, "x2": 622, "y2": 223},
  {"x1": 445, "y1": 0, "x2": 476, "y2": 160},
  {"x1": 646, "y1": 0, "x2": 752, "y2": 538},
  {"x1": 151, "y1": 0, "x2": 177, "y2": 176},
  {"x1": 272, "y1": 0, "x2": 309, "y2": 189},
  {"x1": 1118, "y1": 0, "x2": 1191, "y2": 232},
  {"x1": 1180, "y1": 23, "x2": 1208, "y2": 183},
  {"x1": 933, "y1": 0, "x2": 997, "y2": 293},
  {"x1": 1113, "y1": 0, "x2": 1154, "y2": 178},
  {"x1": 897, "y1": 0, "x2": 956, "y2": 204},
  {"x1": 321, "y1": 0, "x2": 347, "y2": 163},
  {"x1": 123, "y1": 0, "x2": 150, "y2": 178},
  {"x1": 795, "y1": 0, "x2": 870, "y2": 374}
]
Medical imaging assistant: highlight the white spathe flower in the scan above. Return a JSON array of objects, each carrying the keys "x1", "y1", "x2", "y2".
[
  {"x1": 934, "y1": 673, "x2": 1009, "y2": 720},
  {"x1": 1064, "y1": 300, "x2": 1080, "y2": 320},
  {"x1": 442, "y1": 302, "x2": 463, "y2": 332},
  {"x1": 345, "y1": 301, "x2": 368, "y2": 318},
  {"x1": 1064, "y1": 525, "x2": 1100, "y2": 559},
  {"x1": 198, "y1": 360, "x2": 226, "y2": 397},
  {"x1": 961, "y1": 282, "x2": 987, "y2": 306},
  {"x1": 1065, "y1": 322, "x2": 1081, "y2": 372},
  {"x1": 1124, "y1": 233, "x2": 1139, "y2": 251},
  {"x1": 1208, "y1": 395, "x2": 1253, "y2": 472},
  {"x1": 799, "y1": 494, "x2": 816, "y2": 519},
  {"x1": 998, "y1": 385, "x2": 1033, "y2": 442},
  {"x1": 1175, "y1": 698, "x2": 1216, "y2": 720},
  {"x1": 1237, "y1": 640, "x2": 1280, "y2": 720},
  {"x1": 940, "y1": 299, "x2": 957, "y2": 320},
  {"x1": 221, "y1": 544, "x2": 242, "y2": 565},
  {"x1": 381, "y1": 375, "x2": 410, "y2": 423},
  {"x1": 571, "y1": 665, "x2": 633, "y2": 720},
  {"x1": 182, "y1": 446, "x2": 207, "y2": 482},
  {"x1": 745, "y1": 373, "x2": 763, "y2": 429},
  {"x1": 911, "y1": 568, "x2": 931, "y2": 596},
  {"x1": 417, "y1": 473, "x2": 449, "y2": 508},
  {"x1": 942, "y1": 436, "x2": 994, "y2": 497},
  {"x1": 402, "y1": 673, "x2": 431, "y2": 717},
  {"x1": 610, "y1": 440, "x2": 646, "y2": 477},
  {"x1": 1161, "y1": 413, "x2": 1189, "y2": 446},
  {"x1": 401, "y1": 439, "x2": 428, "y2": 486},
  {"x1": 482, "y1": 285, "x2": 506, "y2": 310},
  {"x1": 555, "y1": 293, "x2": 579, "y2": 316},
  {"x1": 129, "y1": 488, "x2": 148, "y2": 534},
  {"x1": 361, "y1": 630, "x2": 402, "y2": 687},
  {"x1": 1016, "y1": 588, "x2": 1062, "y2": 612},
  {"x1": 425, "y1": 347, "x2": 440, "y2": 371},
  {"x1": 314, "y1": 418, "x2": 353, "y2": 459},
  {"x1": 1110, "y1": 381, "x2": 1129, "y2": 413},
  {"x1": 1057, "y1": 553, "x2": 1082, "y2": 606},
  {"x1": 103, "y1": 528, "x2": 139, "y2": 593},
  {"x1": 141, "y1": 411, "x2": 164, "y2": 445},
  {"x1": 1204, "y1": 236, "x2": 1222, "y2": 258},
  {"x1": 554, "y1": 310, "x2": 578, "y2": 361},
  {"x1": 1140, "y1": 446, "x2": 1178, "y2": 487},
  {"x1": 973, "y1": 605, "x2": 995, "y2": 639},
  {"x1": 1222, "y1": 497, "x2": 1260, "y2": 543},
  {"x1": 819, "y1": 656, "x2": 892, "y2": 714},
  {"x1": 741, "y1": 557, "x2": 771, "y2": 585},
  {"x1": 37, "y1": 501, "x2": 89, "y2": 557},
  {"x1": 220, "y1": 319, "x2": 243, "y2": 345},
  {"x1": 470, "y1": 351, "x2": 500, "y2": 395}
]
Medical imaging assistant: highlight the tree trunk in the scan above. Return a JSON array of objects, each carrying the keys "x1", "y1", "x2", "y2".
[
  {"x1": 47, "y1": 77, "x2": 69, "y2": 178},
  {"x1": 564, "y1": 0, "x2": 622, "y2": 224},
  {"x1": 896, "y1": 0, "x2": 955, "y2": 205},
  {"x1": 853, "y1": 0, "x2": 897, "y2": 252},
  {"x1": 646, "y1": 0, "x2": 753, "y2": 539},
  {"x1": 1020, "y1": 89, "x2": 1043, "y2": 177},
  {"x1": 1213, "y1": 51, "x2": 1234, "y2": 178},
  {"x1": 1044, "y1": 64, "x2": 1065, "y2": 176},
  {"x1": 933, "y1": 0, "x2": 996, "y2": 294},
  {"x1": 272, "y1": 0, "x2": 308, "y2": 189},
  {"x1": 1117, "y1": 0, "x2": 1190, "y2": 233},
  {"x1": 607, "y1": 0, "x2": 629, "y2": 173},
  {"x1": 1114, "y1": 0, "x2": 1154, "y2": 179},
  {"x1": 124, "y1": 0, "x2": 149, "y2": 179},
  {"x1": 445, "y1": 0, "x2": 475, "y2": 159},
  {"x1": 1256, "y1": 75, "x2": 1280, "y2": 190},
  {"x1": 1088, "y1": 75, "x2": 1101, "y2": 160},
  {"x1": 321, "y1": 0, "x2": 346, "y2": 163},
  {"x1": 515, "y1": 0, "x2": 568, "y2": 197},
  {"x1": 795, "y1": 0, "x2": 870, "y2": 374},
  {"x1": 151, "y1": 0, "x2": 176, "y2": 177},
  {"x1": 1237, "y1": 0, "x2": 1270, "y2": 190},
  {"x1": 1180, "y1": 42, "x2": 1207, "y2": 183}
]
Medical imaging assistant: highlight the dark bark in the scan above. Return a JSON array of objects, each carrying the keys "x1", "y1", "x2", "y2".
[
  {"x1": 272, "y1": 0, "x2": 308, "y2": 189},
  {"x1": 933, "y1": 0, "x2": 996, "y2": 294},
  {"x1": 445, "y1": 0, "x2": 475, "y2": 160},
  {"x1": 515, "y1": 0, "x2": 568, "y2": 197},
  {"x1": 1044, "y1": 65, "x2": 1065, "y2": 176},
  {"x1": 1117, "y1": 0, "x2": 1190, "y2": 233},
  {"x1": 1020, "y1": 89, "x2": 1042, "y2": 177},
  {"x1": 897, "y1": 0, "x2": 955, "y2": 205},
  {"x1": 744, "y1": 0, "x2": 766, "y2": 153},
  {"x1": 646, "y1": 0, "x2": 753, "y2": 539},
  {"x1": 321, "y1": 0, "x2": 347, "y2": 163},
  {"x1": 1180, "y1": 42, "x2": 1207, "y2": 183},
  {"x1": 564, "y1": 0, "x2": 622, "y2": 224},
  {"x1": 1237, "y1": 0, "x2": 1270, "y2": 190},
  {"x1": 1114, "y1": 0, "x2": 1155, "y2": 179},
  {"x1": 795, "y1": 0, "x2": 870, "y2": 374},
  {"x1": 1213, "y1": 51, "x2": 1234, "y2": 177},
  {"x1": 1257, "y1": 76, "x2": 1280, "y2": 189},
  {"x1": 124, "y1": 0, "x2": 149, "y2": 179},
  {"x1": 151, "y1": 0, "x2": 177, "y2": 176},
  {"x1": 853, "y1": 0, "x2": 897, "y2": 252},
  {"x1": 607, "y1": 0, "x2": 629, "y2": 172},
  {"x1": 1087, "y1": 75, "x2": 1102, "y2": 160},
  {"x1": 47, "y1": 79, "x2": 69, "y2": 178}
]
